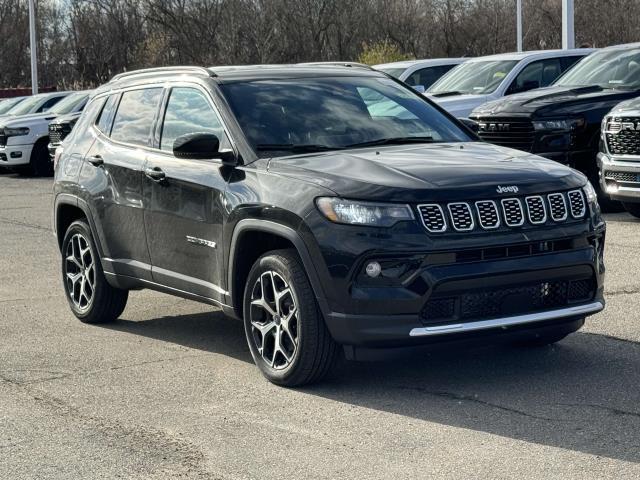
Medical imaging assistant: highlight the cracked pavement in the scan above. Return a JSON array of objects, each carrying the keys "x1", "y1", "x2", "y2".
[{"x1": 0, "y1": 172, "x2": 639, "y2": 479}]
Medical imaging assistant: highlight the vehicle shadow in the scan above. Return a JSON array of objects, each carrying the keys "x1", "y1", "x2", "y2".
[{"x1": 103, "y1": 311, "x2": 640, "y2": 463}]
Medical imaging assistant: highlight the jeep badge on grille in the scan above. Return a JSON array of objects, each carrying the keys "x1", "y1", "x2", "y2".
[{"x1": 496, "y1": 185, "x2": 519, "y2": 194}]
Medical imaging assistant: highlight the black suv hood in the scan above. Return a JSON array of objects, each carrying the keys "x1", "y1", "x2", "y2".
[
  {"x1": 267, "y1": 143, "x2": 585, "y2": 203},
  {"x1": 472, "y1": 85, "x2": 640, "y2": 119}
]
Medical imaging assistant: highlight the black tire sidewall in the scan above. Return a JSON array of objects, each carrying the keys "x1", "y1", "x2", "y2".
[
  {"x1": 243, "y1": 251, "x2": 320, "y2": 385},
  {"x1": 622, "y1": 202, "x2": 640, "y2": 219}
]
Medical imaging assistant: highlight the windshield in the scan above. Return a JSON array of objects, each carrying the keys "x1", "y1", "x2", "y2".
[
  {"x1": 0, "y1": 97, "x2": 26, "y2": 115},
  {"x1": 554, "y1": 48, "x2": 640, "y2": 89},
  {"x1": 49, "y1": 92, "x2": 89, "y2": 114},
  {"x1": 220, "y1": 76, "x2": 471, "y2": 157},
  {"x1": 7, "y1": 94, "x2": 45, "y2": 116},
  {"x1": 428, "y1": 60, "x2": 519, "y2": 95},
  {"x1": 376, "y1": 67, "x2": 406, "y2": 79}
]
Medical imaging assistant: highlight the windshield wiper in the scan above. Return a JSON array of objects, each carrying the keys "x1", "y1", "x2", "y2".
[
  {"x1": 255, "y1": 143, "x2": 343, "y2": 153},
  {"x1": 345, "y1": 136, "x2": 435, "y2": 149},
  {"x1": 430, "y1": 90, "x2": 465, "y2": 97}
]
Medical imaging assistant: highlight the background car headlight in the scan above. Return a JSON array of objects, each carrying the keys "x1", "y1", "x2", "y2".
[
  {"x1": 4, "y1": 127, "x2": 30, "y2": 137},
  {"x1": 533, "y1": 118, "x2": 585, "y2": 131},
  {"x1": 316, "y1": 197, "x2": 414, "y2": 227},
  {"x1": 583, "y1": 181, "x2": 599, "y2": 207}
]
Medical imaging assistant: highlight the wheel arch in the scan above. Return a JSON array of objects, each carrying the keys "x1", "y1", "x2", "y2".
[
  {"x1": 54, "y1": 194, "x2": 104, "y2": 257},
  {"x1": 227, "y1": 220, "x2": 328, "y2": 320}
]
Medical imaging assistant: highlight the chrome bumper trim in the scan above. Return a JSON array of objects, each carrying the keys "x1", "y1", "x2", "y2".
[{"x1": 409, "y1": 301, "x2": 604, "y2": 337}]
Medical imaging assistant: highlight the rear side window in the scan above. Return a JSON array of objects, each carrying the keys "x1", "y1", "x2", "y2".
[
  {"x1": 39, "y1": 95, "x2": 64, "y2": 113},
  {"x1": 65, "y1": 96, "x2": 106, "y2": 145},
  {"x1": 406, "y1": 65, "x2": 457, "y2": 89},
  {"x1": 95, "y1": 95, "x2": 119, "y2": 135},
  {"x1": 110, "y1": 88, "x2": 163, "y2": 146},
  {"x1": 508, "y1": 58, "x2": 562, "y2": 94},
  {"x1": 560, "y1": 55, "x2": 584, "y2": 71},
  {"x1": 160, "y1": 87, "x2": 228, "y2": 152}
]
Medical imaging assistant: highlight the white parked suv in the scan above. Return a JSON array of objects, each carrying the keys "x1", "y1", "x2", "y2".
[
  {"x1": 374, "y1": 58, "x2": 467, "y2": 92},
  {"x1": 0, "y1": 91, "x2": 89, "y2": 176},
  {"x1": 426, "y1": 49, "x2": 594, "y2": 118}
]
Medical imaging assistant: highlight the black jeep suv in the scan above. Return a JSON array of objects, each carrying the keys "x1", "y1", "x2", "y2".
[{"x1": 53, "y1": 65, "x2": 606, "y2": 386}]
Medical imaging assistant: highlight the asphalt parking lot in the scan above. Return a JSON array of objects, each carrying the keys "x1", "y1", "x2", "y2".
[{"x1": 1, "y1": 172, "x2": 639, "y2": 479}]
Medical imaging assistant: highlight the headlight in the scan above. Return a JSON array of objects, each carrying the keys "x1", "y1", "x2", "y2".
[
  {"x1": 4, "y1": 127, "x2": 30, "y2": 137},
  {"x1": 583, "y1": 181, "x2": 599, "y2": 207},
  {"x1": 533, "y1": 118, "x2": 585, "y2": 131},
  {"x1": 316, "y1": 197, "x2": 414, "y2": 227}
]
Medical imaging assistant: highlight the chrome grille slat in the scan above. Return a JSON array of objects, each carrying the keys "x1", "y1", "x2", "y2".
[
  {"x1": 567, "y1": 190, "x2": 586, "y2": 219},
  {"x1": 475, "y1": 200, "x2": 500, "y2": 230},
  {"x1": 417, "y1": 204, "x2": 447, "y2": 233},
  {"x1": 605, "y1": 116, "x2": 640, "y2": 155},
  {"x1": 501, "y1": 198, "x2": 524, "y2": 227},
  {"x1": 548, "y1": 193, "x2": 568, "y2": 221},
  {"x1": 525, "y1": 196, "x2": 546, "y2": 224},
  {"x1": 448, "y1": 203, "x2": 474, "y2": 231}
]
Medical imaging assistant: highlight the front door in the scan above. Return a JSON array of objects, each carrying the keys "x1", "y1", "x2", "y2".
[{"x1": 142, "y1": 86, "x2": 232, "y2": 302}]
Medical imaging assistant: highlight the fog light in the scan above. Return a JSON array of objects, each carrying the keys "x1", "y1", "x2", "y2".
[
  {"x1": 365, "y1": 261, "x2": 381, "y2": 278},
  {"x1": 10, "y1": 151, "x2": 22, "y2": 158}
]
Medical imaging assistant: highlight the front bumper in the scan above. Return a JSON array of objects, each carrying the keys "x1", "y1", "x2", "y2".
[
  {"x1": 0, "y1": 143, "x2": 33, "y2": 167},
  {"x1": 597, "y1": 152, "x2": 640, "y2": 203}
]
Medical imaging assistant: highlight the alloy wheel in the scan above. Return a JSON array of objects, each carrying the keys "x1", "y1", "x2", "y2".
[
  {"x1": 249, "y1": 271, "x2": 299, "y2": 370},
  {"x1": 64, "y1": 233, "x2": 96, "y2": 311}
]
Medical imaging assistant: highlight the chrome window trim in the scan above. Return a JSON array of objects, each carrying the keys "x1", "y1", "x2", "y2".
[
  {"x1": 447, "y1": 202, "x2": 475, "y2": 232},
  {"x1": 500, "y1": 197, "x2": 525, "y2": 227},
  {"x1": 417, "y1": 203, "x2": 447, "y2": 233},
  {"x1": 475, "y1": 200, "x2": 501, "y2": 230},
  {"x1": 525, "y1": 195, "x2": 547, "y2": 224}
]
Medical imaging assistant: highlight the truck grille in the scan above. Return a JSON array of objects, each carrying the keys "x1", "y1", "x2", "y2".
[
  {"x1": 605, "y1": 117, "x2": 640, "y2": 155},
  {"x1": 421, "y1": 278, "x2": 595, "y2": 325},
  {"x1": 417, "y1": 190, "x2": 586, "y2": 234},
  {"x1": 48, "y1": 123, "x2": 72, "y2": 146},
  {"x1": 0, "y1": 130, "x2": 6, "y2": 147},
  {"x1": 604, "y1": 171, "x2": 640, "y2": 183},
  {"x1": 474, "y1": 117, "x2": 535, "y2": 152}
]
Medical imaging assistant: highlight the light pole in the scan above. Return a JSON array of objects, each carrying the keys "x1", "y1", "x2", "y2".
[
  {"x1": 28, "y1": 0, "x2": 38, "y2": 94},
  {"x1": 516, "y1": 0, "x2": 522, "y2": 52},
  {"x1": 562, "y1": 0, "x2": 575, "y2": 49}
]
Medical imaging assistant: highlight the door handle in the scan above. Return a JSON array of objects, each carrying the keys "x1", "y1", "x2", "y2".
[
  {"x1": 87, "y1": 155, "x2": 104, "y2": 167},
  {"x1": 144, "y1": 166, "x2": 166, "y2": 182}
]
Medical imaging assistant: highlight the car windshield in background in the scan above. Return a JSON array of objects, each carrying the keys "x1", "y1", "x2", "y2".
[
  {"x1": 6, "y1": 94, "x2": 45, "y2": 115},
  {"x1": 377, "y1": 67, "x2": 406, "y2": 78},
  {"x1": 554, "y1": 48, "x2": 640, "y2": 89},
  {"x1": 428, "y1": 60, "x2": 518, "y2": 95},
  {"x1": 220, "y1": 76, "x2": 471, "y2": 157},
  {"x1": 0, "y1": 97, "x2": 25, "y2": 115},
  {"x1": 49, "y1": 93, "x2": 88, "y2": 114}
]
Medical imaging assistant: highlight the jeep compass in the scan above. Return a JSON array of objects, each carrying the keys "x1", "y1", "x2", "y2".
[{"x1": 53, "y1": 65, "x2": 606, "y2": 386}]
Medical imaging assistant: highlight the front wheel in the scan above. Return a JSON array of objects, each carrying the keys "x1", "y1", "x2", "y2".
[
  {"x1": 622, "y1": 202, "x2": 640, "y2": 219},
  {"x1": 243, "y1": 249, "x2": 338, "y2": 387},
  {"x1": 61, "y1": 220, "x2": 128, "y2": 323}
]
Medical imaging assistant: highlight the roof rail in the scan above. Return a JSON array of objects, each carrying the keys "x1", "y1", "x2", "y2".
[
  {"x1": 297, "y1": 61, "x2": 373, "y2": 70},
  {"x1": 110, "y1": 66, "x2": 215, "y2": 82}
]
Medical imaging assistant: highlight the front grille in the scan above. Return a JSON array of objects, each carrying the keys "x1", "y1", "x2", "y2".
[
  {"x1": 605, "y1": 117, "x2": 640, "y2": 155},
  {"x1": 417, "y1": 191, "x2": 585, "y2": 234},
  {"x1": 567, "y1": 190, "x2": 586, "y2": 219},
  {"x1": 448, "y1": 203, "x2": 474, "y2": 231},
  {"x1": 0, "y1": 131, "x2": 6, "y2": 147},
  {"x1": 604, "y1": 171, "x2": 640, "y2": 183},
  {"x1": 474, "y1": 117, "x2": 535, "y2": 152},
  {"x1": 475, "y1": 200, "x2": 500, "y2": 229},
  {"x1": 420, "y1": 278, "x2": 596, "y2": 326},
  {"x1": 548, "y1": 193, "x2": 568, "y2": 221},
  {"x1": 418, "y1": 204, "x2": 447, "y2": 232},
  {"x1": 525, "y1": 196, "x2": 546, "y2": 224},
  {"x1": 501, "y1": 198, "x2": 524, "y2": 227},
  {"x1": 48, "y1": 123, "x2": 72, "y2": 145}
]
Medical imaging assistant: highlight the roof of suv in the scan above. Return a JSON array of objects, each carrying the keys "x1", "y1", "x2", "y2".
[
  {"x1": 374, "y1": 58, "x2": 468, "y2": 70},
  {"x1": 465, "y1": 48, "x2": 594, "y2": 62}
]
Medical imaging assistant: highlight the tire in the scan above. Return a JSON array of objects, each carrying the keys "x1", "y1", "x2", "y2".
[
  {"x1": 243, "y1": 249, "x2": 338, "y2": 387},
  {"x1": 23, "y1": 141, "x2": 53, "y2": 177},
  {"x1": 622, "y1": 202, "x2": 640, "y2": 219},
  {"x1": 61, "y1": 219, "x2": 128, "y2": 324}
]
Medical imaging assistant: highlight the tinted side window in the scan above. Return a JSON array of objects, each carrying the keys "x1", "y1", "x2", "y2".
[
  {"x1": 509, "y1": 58, "x2": 562, "y2": 94},
  {"x1": 95, "y1": 95, "x2": 119, "y2": 135},
  {"x1": 110, "y1": 88, "x2": 163, "y2": 146},
  {"x1": 39, "y1": 96, "x2": 64, "y2": 112},
  {"x1": 160, "y1": 87, "x2": 228, "y2": 152},
  {"x1": 560, "y1": 55, "x2": 584, "y2": 71},
  {"x1": 406, "y1": 65, "x2": 457, "y2": 89},
  {"x1": 65, "y1": 97, "x2": 106, "y2": 145}
]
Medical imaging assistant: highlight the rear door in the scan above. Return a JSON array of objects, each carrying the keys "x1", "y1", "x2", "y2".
[
  {"x1": 142, "y1": 85, "x2": 232, "y2": 302},
  {"x1": 82, "y1": 87, "x2": 163, "y2": 280}
]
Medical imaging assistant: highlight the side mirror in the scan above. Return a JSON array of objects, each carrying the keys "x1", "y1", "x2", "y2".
[
  {"x1": 173, "y1": 132, "x2": 237, "y2": 165},
  {"x1": 458, "y1": 117, "x2": 480, "y2": 134},
  {"x1": 412, "y1": 85, "x2": 426, "y2": 93}
]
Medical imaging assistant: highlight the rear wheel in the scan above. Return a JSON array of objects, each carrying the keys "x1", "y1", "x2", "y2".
[
  {"x1": 622, "y1": 202, "x2": 640, "y2": 219},
  {"x1": 61, "y1": 220, "x2": 128, "y2": 323},
  {"x1": 243, "y1": 249, "x2": 338, "y2": 387}
]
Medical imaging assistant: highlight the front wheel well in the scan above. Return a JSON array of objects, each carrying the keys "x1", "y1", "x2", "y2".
[
  {"x1": 231, "y1": 230, "x2": 296, "y2": 318},
  {"x1": 56, "y1": 204, "x2": 87, "y2": 250}
]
